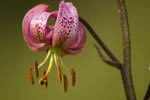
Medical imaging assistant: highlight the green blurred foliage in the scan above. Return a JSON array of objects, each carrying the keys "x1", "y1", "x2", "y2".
[{"x1": 0, "y1": 0, "x2": 149, "y2": 100}]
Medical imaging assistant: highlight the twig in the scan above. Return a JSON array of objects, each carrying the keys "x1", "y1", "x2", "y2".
[
  {"x1": 79, "y1": 17, "x2": 122, "y2": 69},
  {"x1": 94, "y1": 44, "x2": 120, "y2": 69},
  {"x1": 117, "y1": 0, "x2": 136, "y2": 100}
]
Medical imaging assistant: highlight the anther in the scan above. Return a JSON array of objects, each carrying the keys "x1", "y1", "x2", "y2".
[
  {"x1": 56, "y1": 64, "x2": 62, "y2": 83},
  {"x1": 63, "y1": 74, "x2": 68, "y2": 93},
  {"x1": 70, "y1": 68, "x2": 76, "y2": 87},
  {"x1": 34, "y1": 61, "x2": 39, "y2": 78},
  {"x1": 28, "y1": 67, "x2": 34, "y2": 85}
]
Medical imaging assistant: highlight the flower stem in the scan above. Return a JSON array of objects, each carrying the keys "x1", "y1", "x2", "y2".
[
  {"x1": 79, "y1": 17, "x2": 121, "y2": 69},
  {"x1": 117, "y1": 0, "x2": 136, "y2": 99}
]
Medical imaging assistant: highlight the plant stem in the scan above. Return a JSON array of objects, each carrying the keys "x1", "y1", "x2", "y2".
[
  {"x1": 120, "y1": 66, "x2": 136, "y2": 100},
  {"x1": 117, "y1": 0, "x2": 136, "y2": 99},
  {"x1": 79, "y1": 17, "x2": 121, "y2": 68}
]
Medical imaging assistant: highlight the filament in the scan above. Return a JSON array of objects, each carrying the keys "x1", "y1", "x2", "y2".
[
  {"x1": 54, "y1": 51, "x2": 62, "y2": 82},
  {"x1": 38, "y1": 49, "x2": 51, "y2": 69},
  {"x1": 57, "y1": 48, "x2": 69, "y2": 72}
]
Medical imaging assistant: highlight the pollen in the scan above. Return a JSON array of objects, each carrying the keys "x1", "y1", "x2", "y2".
[
  {"x1": 63, "y1": 74, "x2": 68, "y2": 93},
  {"x1": 34, "y1": 61, "x2": 39, "y2": 78},
  {"x1": 70, "y1": 68, "x2": 76, "y2": 87},
  {"x1": 28, "y1": 67, "x2": 34, "y2": 85}
]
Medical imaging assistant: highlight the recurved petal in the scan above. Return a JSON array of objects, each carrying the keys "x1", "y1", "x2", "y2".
[
  {"x1": 22, "y1": 4, "x2": 51, "y2": 52},
  {"x1": 30, "y1": 11, "x2": 57, "y2": 43},
  {"x1": 52, "y1": 1, "x2": 79, "y2": 50},
  {"x1": 67, "y1": 24, "x2": 86, "y2": 54}
]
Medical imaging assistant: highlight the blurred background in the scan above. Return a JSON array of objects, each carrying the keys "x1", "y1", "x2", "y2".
[{"x1": 0, "y1": 0, "x2": 150, "y2": 100}]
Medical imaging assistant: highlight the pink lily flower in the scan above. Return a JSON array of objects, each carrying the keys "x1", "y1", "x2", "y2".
[{"x1": 22, "y1": 1, "x2": 86, "y2": 91}]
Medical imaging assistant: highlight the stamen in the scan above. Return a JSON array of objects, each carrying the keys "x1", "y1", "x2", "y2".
[
  {"x1": 54, "y1": 53, "x2": 62, "y2": 83},
  {"x1": 70, "y1": 68, "x2": 76, "y2": 87},
  {"x1": 38, "y1": 49, "x2": 51, "y2": 69},
  {"x1": 34, "y1": 61, "x2": 39, "y2": 78},
  {"x1": 28, "y1": 67, "x2": 34, "y2": 85},
  {"x1": 63, "y1": 74, "x2": 68, "y2": 93}
]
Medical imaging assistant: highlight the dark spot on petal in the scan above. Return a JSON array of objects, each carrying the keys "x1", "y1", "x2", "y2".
[
  {"x1": 60, "y1": 12, "x2": 62, "y2": 16},
  {"x1": 63, "y1": 17, "x2": 66, "y2": 20}
]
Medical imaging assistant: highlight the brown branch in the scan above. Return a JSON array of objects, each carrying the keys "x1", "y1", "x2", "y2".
[
  {"x1": 117, "y1": 0, "x2": 136, "y2": 100},
  {"x1": 94, "y1": 44, "x2": 120, "y2": 69},
  {"x1": 79, "y1": 17, "x2": 122, "y2": 69}
]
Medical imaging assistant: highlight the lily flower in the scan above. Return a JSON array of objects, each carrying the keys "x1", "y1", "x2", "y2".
[{"x1": 22, "y1": 1, "x2": 86, "y2": 92}]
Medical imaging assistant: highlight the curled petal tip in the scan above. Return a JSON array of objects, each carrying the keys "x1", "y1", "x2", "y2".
[{"x1": 22, "y1": 4, "x2": 52, "y2": 52}]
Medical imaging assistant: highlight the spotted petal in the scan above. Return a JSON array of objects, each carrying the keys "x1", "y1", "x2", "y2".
[
  {"x1": 22, "y1": 4, "x2": 58, "y2": 52},
  {"x1": 52, "y1": 1, "x2": 79, "y2": 50},
  {"x1": 67, "y1": 24, "x2": 86, "y2": 54}
]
